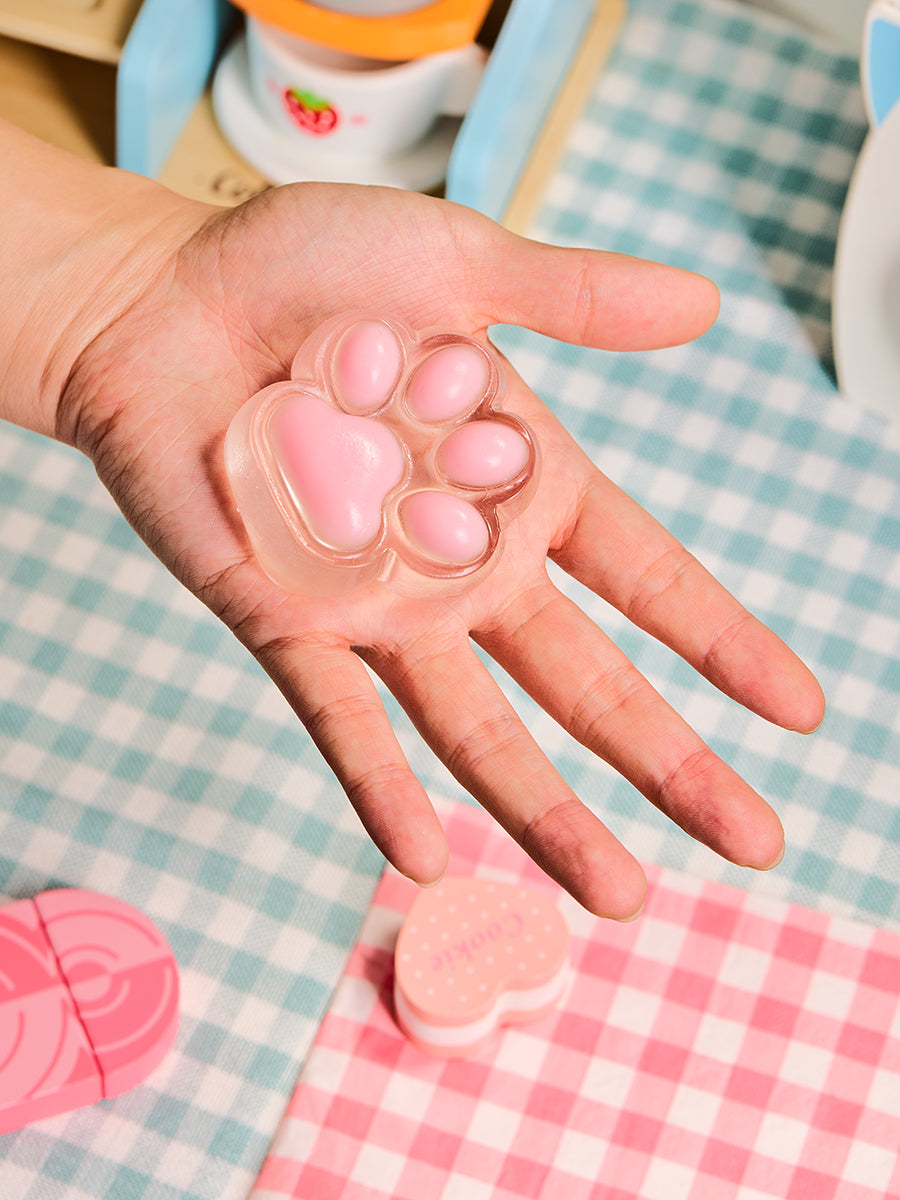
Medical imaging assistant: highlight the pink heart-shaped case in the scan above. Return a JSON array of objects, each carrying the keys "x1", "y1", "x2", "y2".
[{"x1": 393, "y1": 876, "x2": 570, "y2": 1057}]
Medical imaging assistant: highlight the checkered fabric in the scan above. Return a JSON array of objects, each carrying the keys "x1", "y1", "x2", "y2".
[
  {"x1": 253, "y1": 801, "x2": 900, "y2": 1200},
  {"x1": 0, "y1": 425, "x2": 386, "y2": 1198},
  {"x1": 492, "y1": 0, "x2": 900, "y2": 921},
  {"x1": 0, "y1": 0, "x2": 897, "y2": 1197}
]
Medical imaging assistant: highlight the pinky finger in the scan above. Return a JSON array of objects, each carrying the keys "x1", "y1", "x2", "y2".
[{"x1": 257, "y1": 636, "x2": 449, "y2": 887}]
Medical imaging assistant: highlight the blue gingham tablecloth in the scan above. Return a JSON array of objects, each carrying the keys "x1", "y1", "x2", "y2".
[{"x1": 1, "y1": 0, "x2": 897, "y2": 1196}]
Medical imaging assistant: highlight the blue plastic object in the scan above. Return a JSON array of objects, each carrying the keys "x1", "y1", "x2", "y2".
[
  {"x1": 117, "y1": 0, "x2": 236, "y2": 177},
  {"x1": 863, "y1": 3, "x2": 900, "y2": 127},
  {"x1": 115, "y1": 0, "x2": 595, "y2": 219},
  {"x1": 445, "y1": 0, "x2": 596, "y2": 221}
]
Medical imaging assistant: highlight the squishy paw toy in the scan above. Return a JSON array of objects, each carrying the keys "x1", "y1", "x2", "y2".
[
  {"x1": 225, "y1": 314, "x2": 539, "y2": 596},
  {"x1": 393, "y1": 877, "x2": 570, "y2": 1057},
  {"x1": 0, "y1": 889, "x2": 179, "y2": 1135}
]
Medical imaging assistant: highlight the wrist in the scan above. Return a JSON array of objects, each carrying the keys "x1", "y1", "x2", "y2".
[{"x1": 0, "y1": 122, "x2": 211, "y2": 442}]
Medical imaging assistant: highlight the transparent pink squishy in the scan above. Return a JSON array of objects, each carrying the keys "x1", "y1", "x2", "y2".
[
  {"x1": 225, "y1": 314, "x2": 540, "y2": 597},
  {"x1": 0, "y1": 889, "x2": 179, "y2": 1135}
]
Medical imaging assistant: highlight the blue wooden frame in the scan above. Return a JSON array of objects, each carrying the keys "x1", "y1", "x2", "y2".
[
  {"x1": 117, "y1": 0, "x2": 237, "y2": 177},
  {"x1": 116, "y1": 0, "x2": 597, "y2": 224}
]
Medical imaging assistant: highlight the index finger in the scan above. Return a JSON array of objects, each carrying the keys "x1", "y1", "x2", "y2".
[{"x1": 362, "y1": 634, "x2": 647, "y2": 921}]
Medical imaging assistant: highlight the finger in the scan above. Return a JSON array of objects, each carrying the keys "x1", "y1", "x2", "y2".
[
  {"x1": 363, "y1": 635, "x2": 647, "y2": 920},
  {"x1": 255, "y1": 635, "x2": 449, "y2": 887},
  {"x1": 551, "y1": 476, "x2": 826, "y2": 734},
  {"x1": 465, "y1": 221, "x2": 721, "y2": 351},
  {"x1": 475, "y1": 581, "x2": 786, "y2": 872}
]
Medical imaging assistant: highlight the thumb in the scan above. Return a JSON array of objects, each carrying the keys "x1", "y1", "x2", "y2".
[{"x1": 465, "y1": 219, "x2": 720, "y2": 352}]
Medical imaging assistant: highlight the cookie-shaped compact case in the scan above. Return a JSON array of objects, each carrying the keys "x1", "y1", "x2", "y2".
[
  {"x1": 393, "y1": 876, "x2": 570, "y2": 1057},
  {"x1": 0, "y1": 889, "x2": 179, "y2": 1135},
  {"x1": 225, "y1": 314, "x2": 539, "y2": 596}
]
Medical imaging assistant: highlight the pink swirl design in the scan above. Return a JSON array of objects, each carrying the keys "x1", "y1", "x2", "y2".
[{"x1": 0, "y1": 889, "x2": 179, "y2": 1134}]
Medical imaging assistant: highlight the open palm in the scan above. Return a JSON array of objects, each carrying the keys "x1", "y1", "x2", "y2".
[{"x1": 59, "y1": 182, "x2": 825, "y2": 918}]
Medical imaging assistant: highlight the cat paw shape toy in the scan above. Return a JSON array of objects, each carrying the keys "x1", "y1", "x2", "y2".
[{"x1": 225, "y1": 314, "x2": 539, "y2": 596}]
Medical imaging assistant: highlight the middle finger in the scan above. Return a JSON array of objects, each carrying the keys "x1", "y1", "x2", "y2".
[
  {"x1": 362, "y1": 633, "x2": 647, "y2": 920},
  {"x1": 475, "y1": 581, "x2": 785, "y2": 871}
]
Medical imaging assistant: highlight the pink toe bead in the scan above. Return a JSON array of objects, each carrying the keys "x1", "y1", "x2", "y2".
[
  {"x1": 406, "y1": 344, "x2": 490, "y2": 423},
  {"x1": 436, "y1": 420, "x2": 530, "y2": 488},
  {"x1": 400, "y1": 491, "x2": 489, "y2": 565},
  {"x1": 332, "y1": 320, "x2": 403, "y2": 414}
]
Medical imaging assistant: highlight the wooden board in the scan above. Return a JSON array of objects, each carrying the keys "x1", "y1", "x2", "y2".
[
  {"x1": 0, "y1": 33, "x2": 115, "y2": 161},
  {"x1": 0, "y1": 28, "x2": 264, "y2": 204},
  {"x1": 158, "y1": 90, "x2": 270, "y2": 206},
  {"x1": 0, "y1": 0, "x2": 142, "y2": 64}
]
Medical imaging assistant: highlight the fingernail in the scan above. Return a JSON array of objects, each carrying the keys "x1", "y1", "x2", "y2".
[
  {"x1": 759, "y1": 845, "x2": 785, "y2": 871},
  {"x1": 416, "y1": 871, "x2": 445, "y2": 890},
  {"x1": 616, "y1": 902, "x2": 644, "y2": 924},
  {"x1": 804, "y1": 709, "x2": 826, "y2": 735}
]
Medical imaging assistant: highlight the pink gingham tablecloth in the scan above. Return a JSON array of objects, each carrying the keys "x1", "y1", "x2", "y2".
[{"x1": 250, "y1": 801, "x2": 900, "y2": 1200}]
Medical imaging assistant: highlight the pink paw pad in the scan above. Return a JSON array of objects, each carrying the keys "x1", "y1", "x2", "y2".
[
  {"x1": 0, "y1": 889, "x2": 179, "y2": 1135},
  {"x1": 225, "y1": 314, "x2": 539, "y2": 596},
  {"x1": 393, "y1": 877, "x2": 570, "y2": 1058}
]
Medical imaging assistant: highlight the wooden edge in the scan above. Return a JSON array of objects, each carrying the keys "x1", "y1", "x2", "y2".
[
  {"x1": 501, "y1": 0, "x2": 627, "y2": 236},
  {"x1": 0, "y1": 0, "x2": 143, "y2": 65},
  {"x1": 158, "y1": 91, "x2": 271, "y2": 206}
]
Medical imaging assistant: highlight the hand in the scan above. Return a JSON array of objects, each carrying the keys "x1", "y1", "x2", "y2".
[{"x1": 58, "y1": 182, "x2": 825, "y2": 918}]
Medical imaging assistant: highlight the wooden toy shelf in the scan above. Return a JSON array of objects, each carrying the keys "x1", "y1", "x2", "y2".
[
  {"x1": 0, "y1": 0, "x2": 625, "y2": 225},
  {"x1": 0, "y1": 0, "x2": 269, "y2": 205},
  {"x1": 0, "y1": 0, "x2": 142, "y2": 64}
]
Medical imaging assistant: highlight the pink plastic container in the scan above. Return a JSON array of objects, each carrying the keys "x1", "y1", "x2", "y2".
[
  {"x1": 225, "y1": 314, "x2": 539, "y2": 597},
  {"x1": 0, "y1": 889, "x2": 179, "y2": 1135},
  {"x1": 393, "y1": 876, "x2": 570, "y2": 1057}
]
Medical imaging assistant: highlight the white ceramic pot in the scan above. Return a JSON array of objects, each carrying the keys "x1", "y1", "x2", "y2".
[{"x1": 245, "y1": 16, "x2": 486, "y2": 159}]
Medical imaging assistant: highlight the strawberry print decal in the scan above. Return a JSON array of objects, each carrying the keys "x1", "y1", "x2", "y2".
[{"x1": 282, "y1": 87, "x2": 339, "y2": 136}]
